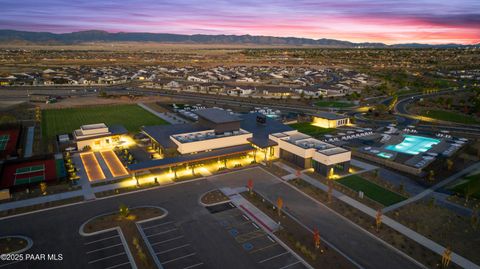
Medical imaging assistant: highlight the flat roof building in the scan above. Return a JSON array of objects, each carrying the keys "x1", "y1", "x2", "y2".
[
  {"x1": 311, "y1": 112, "x2": 349, "y2": 128},
  {"x1": 73, "y1": 123, "x2": 128, "y2": 150},
  {"x1": 133, "y1": 109, "x2": 350, "y2": 177}
]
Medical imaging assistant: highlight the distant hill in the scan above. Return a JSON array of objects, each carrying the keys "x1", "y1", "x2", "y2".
[{"x1": 0, "y1": 29, "x2": 478, "y2": 48}]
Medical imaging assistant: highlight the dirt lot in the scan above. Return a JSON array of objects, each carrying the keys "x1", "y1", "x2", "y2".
[{"x1": 388, "y1": 200, "x2": 480, "y2": 265}]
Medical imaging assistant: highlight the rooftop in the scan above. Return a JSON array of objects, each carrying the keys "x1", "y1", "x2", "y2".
[
  {"x1": 311, "y1": 112, "x2": 348, "y2": 120},
  {"x1": 195, "y1": 108, "x2": 241, "y2": 124}
]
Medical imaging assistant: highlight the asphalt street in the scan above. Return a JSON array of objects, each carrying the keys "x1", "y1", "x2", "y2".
[{"x1": 0, "y1": 167, "x2": 422, "y2": 269}]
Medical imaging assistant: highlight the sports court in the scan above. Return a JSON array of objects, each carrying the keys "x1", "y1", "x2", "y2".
[
  {"x1": 0, "y1": 158, "x2": 58, "y2": 189},
  {"x1": 80, "y1": 152, "x2": 106, "y2": 181},
  {"x1": 0, "y1": 128, "x2": 20, "y2": 159},
  {"x1": 100, "y1": 150, "x2": 128, "y2": 177},
  {"x1": 0, "y1": 134, "x2": 9, "y2": 150}
]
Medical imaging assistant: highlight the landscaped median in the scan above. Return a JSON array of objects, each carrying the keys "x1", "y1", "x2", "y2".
[
  {"x1": 241, "y1": 190, "x2": 356, "y2": 269},
  {"x1": 80, "y1": 206, "x2": 167, "y2": 269},
  {"x1": 288, "y1": 178, "x2": 458, "y2": 268},
  {"x1": 0, "y1": 235, "x2": 32, "y2": 254}
]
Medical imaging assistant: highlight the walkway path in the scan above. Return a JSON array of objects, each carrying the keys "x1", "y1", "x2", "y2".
[
  {"x1": 221, "y1": 187, "x2": 280, "y2": 232},
  {"x1": 274, "y1": 161, "x2": 480, "y2": 269},
  {"x1": 383, "y1": 161, "x2": 480, "y2": 213},
  {"x1": 73, "y1": 154, "x2": 96, "y2": 200},
  {"x1": 138, "y1": 103, "x2": 185, "y2": 124},
  {"x1": 0, "y1": 189, "x2": 84, "y2": 212}
]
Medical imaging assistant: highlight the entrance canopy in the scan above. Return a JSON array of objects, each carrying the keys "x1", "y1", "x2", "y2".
[{"x1": 128, "y1": 144, "x2": 254, "y2": 172}]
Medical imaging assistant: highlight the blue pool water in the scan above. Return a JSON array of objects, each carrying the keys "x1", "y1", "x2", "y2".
[{"x1": 385, "y1": 135, "x2": 440, "y2": 155}]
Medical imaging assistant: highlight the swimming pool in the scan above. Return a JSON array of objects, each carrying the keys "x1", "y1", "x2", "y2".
[{"x1": 385, "y1": 135, "x2": 440, "y2": 155}]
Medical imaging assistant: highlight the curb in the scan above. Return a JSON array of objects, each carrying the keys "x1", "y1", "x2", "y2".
[
  {"x1": 79, "y1": 206, "x2": 168, "y2": 269},
  {"x1": 0, "y1": 235, "x2": 33, "y2": 254}
]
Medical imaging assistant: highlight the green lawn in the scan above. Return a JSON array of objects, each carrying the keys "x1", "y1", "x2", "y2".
[
  {"x1": 41, "y1": 104, "x2": 168, "y2": 140},
  {"x1": 288, "y1": 122, "x2": 334, "y2": 137},
  {"x1": 422, "y1": 110, "x2": 480, "y2": 124},
  {"x1": 450, "y1": 173, "x2": 480, "y2": 199},
  {"x1": 337, "y1": 175, "x2": 406, "y2": 206},
  {"x1": 315, "y1": 101, "x2": 355, "y2": 108}
]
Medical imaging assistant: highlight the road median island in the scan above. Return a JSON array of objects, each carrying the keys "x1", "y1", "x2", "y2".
[{"x1": 241, "y1": 190, "x2": 356, "y2": 269}]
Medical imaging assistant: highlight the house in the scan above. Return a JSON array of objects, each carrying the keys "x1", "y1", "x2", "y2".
[{"x1": 226, "y1": 87, "x2": 254, "y2": 97}]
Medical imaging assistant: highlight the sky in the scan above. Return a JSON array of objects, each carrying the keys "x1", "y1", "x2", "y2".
[{"x1": 1, "y1": 0, "x2": 479, "y2": 44}]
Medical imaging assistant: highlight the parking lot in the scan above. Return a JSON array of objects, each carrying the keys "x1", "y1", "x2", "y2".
[
  {"x1": 208, "y1": 202, "x2": 307, "y2": 269},
  {"x1": 81, "y1": 229, "x2": 133, "y2": 269},
  {"x1": 139, "y1": 217, "x2": 205, "y2": 269}
]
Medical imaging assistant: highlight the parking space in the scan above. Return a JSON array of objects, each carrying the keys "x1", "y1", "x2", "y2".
[
  {"x1": 139, "y1": 218, "x2": 205, "y2": 269},
  {"x1": 212, "y1": 203, "x2": 307, "y2": 269},
  {"x1": 82, "y1": 230, "x2": 132, "y2": 269}
]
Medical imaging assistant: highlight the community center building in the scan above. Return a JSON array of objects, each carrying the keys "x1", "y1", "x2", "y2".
[{"x1": 129, "y1": 108, "x2": 351, "y2": 178}]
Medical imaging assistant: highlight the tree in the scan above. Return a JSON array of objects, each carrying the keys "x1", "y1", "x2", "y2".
[
  {"x1": 446, "y1": 159, "x2": 454, "y2": 171},
  {"x1": 247, "y1": 179, "x2": 254, "y2": 195},
  {"x1": 119, "y1": 204, "x2": 129, "y2": 218},
  {"x1": 313, "y1": 227, "x2": 321, "y2": 249},
  {"x1": 375, "y1": 209, "x2": 382, "y2": 232},
  {"x1": 277, "y1": 197, "x2": 283, "y2": 217},
  {"x1": 327, "y1": 181, "x2": 333, "y2": 204},
  {"x1": 428, "y1": 170, "x2": 435, "y2": 181},
  {"x1": 441, "y1": 247, "x2": 452, "y2": 268},
  {"x1": 40, "y1": 182, "x2": 47, "y2": 195}
]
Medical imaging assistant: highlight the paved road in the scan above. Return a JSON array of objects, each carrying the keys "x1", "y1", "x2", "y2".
[
  {"x1": 0, "y1": 178, "x2": 265, "y2": 269},
  {"x1": 208, "y1": 167, "x2": 423, "y2": 269}
]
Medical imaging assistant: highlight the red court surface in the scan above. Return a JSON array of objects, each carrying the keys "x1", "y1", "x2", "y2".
[
  {"x1": 0, "y1": 128, "x2": 20, "y2": 159},
  {"x1": 80, "y1": 152, "x2": 106, "y2": 181},
  {"x1": 100, "y1": 150, "x2": 128, "y2": 177},
  {"x1": 0, "y1": 158, "x2": 57, "y2": 189}
]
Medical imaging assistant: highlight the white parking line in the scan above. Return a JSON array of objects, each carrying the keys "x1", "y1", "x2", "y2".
[
  {"x1": 259, "y1": 251, "x2": 289, "y2": 264},
  {"x1": 242, "y1": 214, "x2": 250, "y2": 221},
  {"x1": 163, "y1": 253, "x2": 197, "y2": 265},
  {"x1": 250, "y1": 242, "x2": 278, "y2": 253},
  {"x1": 104, "y1": 261, "x2": 131, "y2": 269},
  {"x1": 151, "y1": 235, "x2": 184, "y2": 246},
  {"x1": 183, "y1": 262, "x2": 204, "y2": 269},
  {"x1": 86, "y1": 243, "x2": 123, "y2": 254},
  {"x1": 84, "y1": 235, "x2": 119, "y2": 245},
  {"x1": 143, "y1": 221, "x2": 174, "y2": 230},
  {"x1": 88, "y1": 252, "x2": 126, "y2": 264},
  {"x1": 156, "y1": 244, "x2": 191, "y2": 255},
  {"x1": 251, "y1": 222, "x2": 259, "y2": 229},
  {"x1": 146, "y1": 228, "x2": 178, "y2": 238},
  {"x1": 279, "y1": 261, "x2": 301, "y2": 269}
]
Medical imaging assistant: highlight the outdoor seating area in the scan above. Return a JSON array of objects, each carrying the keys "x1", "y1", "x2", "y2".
[{"x1": 322, "y1": 128, "x2": 374, "y2": 143}]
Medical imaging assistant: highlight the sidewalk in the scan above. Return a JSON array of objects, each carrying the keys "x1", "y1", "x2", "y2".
[
  {"x1": 220, "y1": 187, "x2": 280, "y2": 232},
  {"x1": 0, "y1": 189, "x2": 84, "y2": 211},
  {"x1": 73, "y1": 154, "x2": 96, "y2": 200},
  {"x1": 274, "y1": 161, "x2": 480, "y2": 269},
  {"x1": 383, "y1": 161, "x2": 480, "y2": 213}
]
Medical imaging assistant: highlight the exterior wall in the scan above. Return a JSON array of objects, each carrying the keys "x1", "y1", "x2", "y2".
[
  {"x1": 313, "y1": 160, "x2": 350, "y2": 176},
  {"x1": 172, "y1": 133, "x2": 252, "y2": 154},
  {"x1": 81, "y1": 127, "x2": 109, "y2": 136},
  {"x1": 312, "y1": 117, "x2": 349, "y2": 128},
  {"x1": 197, "y1": 118, "x2": 241, "y2": 134},
  {"x1": 280, "y1": 149, "x2": 311, "y2": 168},
  {"x1": 313, "y1": 151, "x2": 351, "y2": 166},
  {"x1": 76, "y1": 135, "x2": 118, "y2": 150}
]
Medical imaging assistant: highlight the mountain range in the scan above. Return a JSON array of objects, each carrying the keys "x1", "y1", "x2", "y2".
[{"x1": 0, "y1": 30, "x2": 478, "y2": 48}]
